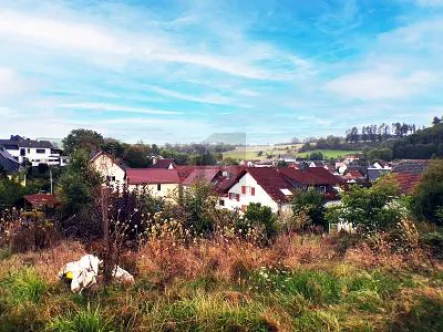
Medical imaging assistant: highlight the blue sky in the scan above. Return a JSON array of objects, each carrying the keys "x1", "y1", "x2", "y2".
[{"x1": 0, "y1": 0, "x2": 442, "y2": 144}]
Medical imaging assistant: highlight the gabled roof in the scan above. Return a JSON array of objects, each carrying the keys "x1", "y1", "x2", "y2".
[
  {"x1": 245, "y1": 167, "x2": 293, "y2": 202},
  {"x1": 393, "y1": 173, "x2": 422, "y2": 195},
  {"x1": 24, "y1": 194, "x2": 59, "y2": 208},
  {"x1": 279, "y1": 167, "x2": 345, "y2": 186},
  {"x1": 182, "y1": 168, "x2": 220, "y2": 186},
  {"x1": 152, "y1": 158, "x2": 176, "y2": 169},
  {"x1": 367, "y1": 168, "x2": 391, "y2": 182},
  {"x1": 0, "y1": 147, "x2": 20, "y2": 173},
  {"x1": 125, "y1": 168, "x2": 180, "y2": 185},
  {"x1": 90, "y1": 151, "x2": 129, "y2": 170},
  {"x1": 392, "y1": 160, "x2": 430, "y2": 175},
  {"x1": 0, "y1": 136, "x2": 55, "y2": 149}
]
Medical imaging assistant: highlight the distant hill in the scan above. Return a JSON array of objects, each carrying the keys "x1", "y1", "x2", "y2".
[{"x1": 393, "y1": 123, "x2": 443, "y2": 159}]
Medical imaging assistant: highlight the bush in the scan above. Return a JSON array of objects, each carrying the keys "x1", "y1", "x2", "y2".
[
  {"x1": 244, "y1": 203, "x2": 277, "y2": 240},
  {"x1": 421, "y1": 232, "x2": 443, "y2": 259}
]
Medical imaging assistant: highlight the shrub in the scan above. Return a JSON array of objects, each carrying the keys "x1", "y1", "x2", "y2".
[
  {"x1": 46, "y1": 304, "x2": 116, "y2": 332},
  {"x1": 420, "y1": 232, "x2": 443, "y2": 259},
  {"x1": 244, "y1": 203, "x2": 277, "y2": 240}
]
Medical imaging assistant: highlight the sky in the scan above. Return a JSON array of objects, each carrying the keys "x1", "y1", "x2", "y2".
[{"x1": 0, "y1": 0, "x2": 443, "y2": 144}]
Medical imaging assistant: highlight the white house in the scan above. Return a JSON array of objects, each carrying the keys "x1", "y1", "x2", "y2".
[
  {"x1": 219, "y1": 168, "x2": 293, "y2": 214},
  {"x1": 90, "y1": 151, "x2": 126, "y2": 188},
  {"x1": 0, "y1": 135, "x2": 65, "y2": 167},
  {"x1": 125, "y1": 168, "x2": 181, "y2": 199}
]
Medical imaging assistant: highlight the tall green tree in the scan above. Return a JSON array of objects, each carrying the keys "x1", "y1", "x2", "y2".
[
  {"x1": 63, "y1": 129, "x2": 104, "y2": 155},
  {"x1": 413, "y1": 160, "x2": 443, "y2": 225},
  {"x1": 56, "y1": 149, "x2": 102, "y2": 217},
  {"x1": 292, "y1": 188, "x2": 326, "y2": 229}
]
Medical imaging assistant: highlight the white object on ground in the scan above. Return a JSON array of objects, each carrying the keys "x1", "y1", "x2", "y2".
[
  {"x1": 112, "y1": 266, "x2": 135, "y2": 284},
  {"x1": 58, "y1": 254, "x2": 103, "y2": 293}
]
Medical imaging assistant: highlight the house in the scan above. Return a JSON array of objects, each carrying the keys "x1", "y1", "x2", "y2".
[
  {"x1": 24, "y1": 193, "x2": 60, "y2": 209},
  {"x1": 391, "y1": 160, "x2": 430, "y2": 195},
  {"x1": 125, "y1": 168, "x2": 181, "y2": 199},
  {"x1": 90, "y1": 151, "x2": 126, "y2": 188},
  {"x1": 220, "y1": 167, "x2": 345, "y2": 214},
  {"x1": 342, "y1": 169, "x2": 366, "y2": 184},
  {"x1": 151, "y1": 157, "x2": 176, "y2": 169},
  {"x1": 0, "y1": 135, "x2": 65, "y2": 167},
  {"x1": 220, "y1": 167, "x2": 294, "y2": 214},
  {"x1": 0, "y1": 146, "x2": 21, "y2": 174}
]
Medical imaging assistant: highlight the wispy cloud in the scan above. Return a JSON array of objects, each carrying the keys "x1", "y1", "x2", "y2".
[{"x1": 59, "y1": 103, "x2": 182, "y2": 115}]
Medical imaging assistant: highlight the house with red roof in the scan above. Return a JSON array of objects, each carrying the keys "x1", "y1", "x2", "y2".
[
  {"x1": 220, "y1": 167, "x2": 345, "y2": 214},
  {"x1": 90, "y1": 151, "x2": 127, "y2": 188},
  {"x1": 125, "y1": 168, "x2": 181, "y2": 199}
]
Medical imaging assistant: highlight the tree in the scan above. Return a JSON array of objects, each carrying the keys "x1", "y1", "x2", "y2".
[
  {"x1": 368, "y1": 147, "x2": 393, "y2": 162},
  {"x1": 413, "y1": 160, "x2": 443, "y2": 225},
  {"x1": 244, "y1": 203, "x2": 277, "y2": 239},
  {"x1": 63, "y1": 129, "x2": 104, "y2": 155},
  {"x1": 57, "y1": 149, "x2": 102, "y2": 217},
  {"x1": 123, "y1": 144, "x2": 152, "y2": 168},
  {"x1": 309, "y1": 151, "x2": 323, "y2": 161},
  {"x1": 433, "y1": 116, "x2": 442, "y2": 126},
  {"x1": 292, "y1": 188, "x2": 327, "y2": 229},
  {"x1": 331, "y1": 175, "x2": 402, "y2": 233}
]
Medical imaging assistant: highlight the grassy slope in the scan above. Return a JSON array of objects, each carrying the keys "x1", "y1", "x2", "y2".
[
  {"x1": 1, "y1": 237, "x2": 442, "y2": 332},
  {"x1": 223, "y1": 145, "x2": 361, "y2": 161}
]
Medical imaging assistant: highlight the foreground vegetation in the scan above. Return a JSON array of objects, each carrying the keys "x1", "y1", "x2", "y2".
[{"x1": 1, "y1": 232, "x2": 442, "y2": 332}]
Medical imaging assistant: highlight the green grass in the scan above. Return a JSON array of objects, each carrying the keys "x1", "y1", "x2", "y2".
[
  {"x1": 222, "y1": 145, "x2": 360, "y2": 161},
  {"x1": 297, "y1": 149, "x2": 361, "y2": 159}
]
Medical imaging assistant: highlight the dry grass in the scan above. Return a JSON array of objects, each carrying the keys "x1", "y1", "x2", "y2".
[{"x1": 1, "y1": 234, "x2": 443, "y2": 331}]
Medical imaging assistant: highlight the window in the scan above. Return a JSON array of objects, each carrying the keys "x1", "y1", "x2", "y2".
[
  {"x1": 20, "y1": 148, "x2": 26, "y2": 156},
  {"x1": 27, "y1": 148, "x2": 30, "y2": 153},
  {"x1": 219, "y1": 199, "x2": 225, "y2": 206},
  {"x1": 36, "y1": 149, "x2": 46, "y2": 154},
  {"x1": 157, "y1": 184, "x2": 162, "y2": 191},
  {"x1": 228, "y1": 193, "x2": 240, "y2": 201},
  {"x1": 319, "y1": 186, "x2": 327, "y2": 194},
  {"x1": 106, "y1": 176, "x2": 116, "y2": 182},
  {"x1": 241, "y1": 186, "x2": 255, "y2": 196}
]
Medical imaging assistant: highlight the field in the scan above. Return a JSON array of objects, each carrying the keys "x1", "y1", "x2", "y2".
[
  {"x1": 1, "y1": 235, "x2": 442, "y2": 331},
  {"x1": 223, "y1": 145, "x2": 360, "y2": 161}
]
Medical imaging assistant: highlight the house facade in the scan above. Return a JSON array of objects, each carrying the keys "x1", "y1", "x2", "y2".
[
  {"x1": 90, "y1": 151, "x2": 126, "y2": 188},
  {"x1": 125, "y1": 168, "x2": 181, "y2": 199},
  {"x1": 0, "y1": 135, "x2": 65, "y2": 167}
]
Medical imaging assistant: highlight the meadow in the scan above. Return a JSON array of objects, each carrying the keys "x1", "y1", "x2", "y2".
[
  {"x1": 1, "y1": 234, "x2": 442, "y2": 332},
  {"x1": 222, "y1": 145, "x2": 361, "y2": 161}
]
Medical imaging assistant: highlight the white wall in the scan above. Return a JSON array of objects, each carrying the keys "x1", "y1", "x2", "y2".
[
  {"x1": 127, "y1": 183, "x2": 179, "y2": 199},
  {"x1": 220, "y1": 173, "x2": 280, "y2": 213},
  {"x1": 91, "y1": 154, "x2": 126, "y2": 188},
  {"x1": 6, "y1": 146, "x2": 60, "y2": 166}
]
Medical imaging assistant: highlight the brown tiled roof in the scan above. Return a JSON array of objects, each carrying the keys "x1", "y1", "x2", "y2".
[
  {"x1": 245, "y1": 168, "x2": 293, "y2": 202},
  {"x1": 151, "y1": 158, "x2": 176, "y2": 169},
  {"x1": 126, "y1": 169, "x2": 180, "y2": 185},
  {"x1": 280, "y1": 167, "x2": 345, "y2": 186},
  {"x1": 393, "y1": 173, "x2": 423, "y2": 195},
  {"x1": 24, "y1": 194, "x2": 59, "y2": 208},
  {"x1": 392, "y1": 160, "x2": 430, "y2": 175},
  {"x1": 182, "y1": 168, "x2": 220, "y2": 186}
]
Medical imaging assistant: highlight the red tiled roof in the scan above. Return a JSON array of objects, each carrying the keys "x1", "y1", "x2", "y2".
[
  {"x1": 126, "y1": 168, "x2": 180, "y2": 185},
  {"x1": 24, "y1": 194, "x2": 59, "y2": 208},
  {"x1": 151, "y1": 158, "x2": 176, "y2": 169},
  {"x1": 280, "y1": 167, "x2": 345, "y2": 186},
  {"x1": 182, "y1": 168, "x2": 220, "y2": 186},
  {"x1": 345, "y1": 169, "x2": 364, "y2": 179},
  {"x1": 393, "y1": 173, "x2": 423, "y2": 195},
  {"x1": 246, "y1": 167, "x2": 293, "y2": 202}
]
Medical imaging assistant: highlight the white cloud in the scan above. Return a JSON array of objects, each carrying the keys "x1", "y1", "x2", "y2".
[
  {"x1": 146, "y1": 85, "x2": 236, "y2": 106},
  {"x1": 0, "y1": 67, "x2": 36, "y2": 96},
  {"x1": 416, "y1": 0, "x2": 443, "y2": 7},
  {"x1": 325, "y1": 70, "x2": 434, "y2": 100},
  {"x1": 59, "y1": 103, "x2": 182, "y2": 115}
]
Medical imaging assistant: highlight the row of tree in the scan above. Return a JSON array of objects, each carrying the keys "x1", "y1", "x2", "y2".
[{"x1": 345, "y1": 122, "x2": 419, "y2": 144}]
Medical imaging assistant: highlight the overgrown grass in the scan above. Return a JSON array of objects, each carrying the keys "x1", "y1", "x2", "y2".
[{"x1": 0, "y1": 236, "x2": 442, "y2": 331}]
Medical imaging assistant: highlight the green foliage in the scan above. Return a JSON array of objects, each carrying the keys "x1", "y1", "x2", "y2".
[
  {"x1": 292, "y1": 188, "x2": 327, "y2": 229},
  {"x1": 309, "y1": 151, "x2": 324, "y2": 161},
  {"x1": 1, "y1": 268, "x2": 47, "y2": 304},
  {"x1": 413, "y1": 160, "x2": 443, "y2": 225},
  {"x1": 63, "y1": 129, "x2": 104, "y2": 155},
  {"x1": 122, "y1": 144, "x2": 152, "y2": 168},
  {"x1": 181, "y1": 181, "x2": 217, "y2": 235},
  {"x1": 244, "y1": 203, "x2": 277, "y2": 239},
  {"x1": 47, "y1": 304, "x2": 115, "y2": 332},
  {"x1": 330, "y1": 175, "x2": 403, "y2": 233},
  {"x1": 57, "y1": 149, "x2": 102, "y2": 217},
  {"x1": 0, "y1": 177, "x2": 29, "y2": 209},
  {"x1": 367, "y1": 147, "x2": 393, "y2": 162},
  {"x1": 420, "y1": 231, "x2": 443, "y2": 259}
]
